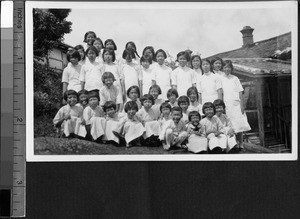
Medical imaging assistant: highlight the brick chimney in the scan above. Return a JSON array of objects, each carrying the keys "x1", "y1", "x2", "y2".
[{"x1": 240, "y1": 26, "x2": 254, "y2": 47}]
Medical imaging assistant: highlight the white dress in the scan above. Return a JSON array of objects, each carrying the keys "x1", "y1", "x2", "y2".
[
  {"x1": 194, "y1": 68, "x2": 203, "y2": 93},
  {"x1": 216, "y1": 114, "x2": 237, "y2": 151},
  {"x1": 83, "y1": 106, "x2": 106, "y2": 140},
  {"x1": 198, "y1": 72, "x2": 222, "y2": 104},
  {"x1": 99, "y1": 85, "x2": 123, "y2": 107},
  {"x1": 103, "y1": 113, "x2": 122, "y2": 144},
  {"x1": 141, "y1": 67, "x2": 154, "y2": 95},
  {"x1": 186, "y1": 123, "x2": 208, "y2": 153},
  {"x1": 121, "y1": 62, "x2": 141, "y2": 93},
  {"x1": 62, "y1": 63, "x2": 82, "y2": 92},
  {"x1": 152, "y1": 64, "x2": 172, "y2": 100},
  {"x1": 120, "y1": 115, "x2": 146, "y2": 143},
  {"x1": 137, "y1": 107, "x2": 161, "y2": 139},
  {"x1": 79, "y1": 61, "x2": 104, "y2": 91},
  {"x1": 102, "y1": 62, "x2": 122, "y2": 89},
  {"x1": 188, "y1": 101, "x2": 203, "y2": 116},
  {"x1": 171, "y1": 66, "x2": 197, "y2": 96},
  {"x1": 152, "y1": 98, "x2": 164, "y2": 119}
]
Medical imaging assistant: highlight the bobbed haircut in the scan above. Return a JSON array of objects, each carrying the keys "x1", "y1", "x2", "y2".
[
  {"x1": 177, "y1": 95, "x2": 190, "y2": 106},
  {"x1": 149, "y1": 84, "x2": 162, "y2": 95},
  {"x1": 103, "y1": 100, "x2": 117, "y2": 112},
  {"x1": 201, "y1": 58, "x2": 213, "y2": 72},
  {"x1": 85, "y1": 46, "x2": 99, "y2": 57},
  {"x1": 202, "y1": 102, "x2": 215, "y2": 115},
  {"x1": 124, "y1": 101, "x2": 139, "y2": 113},
  {"x1": 102, "y1": 72, "x2": 116, "y2": 83},
  {"x1": 104, "y1": 39, "x2": 117, "y2": 50},
  {"x1": 66, "y1": 49, "x2": 81, "y2": 62},
  {"x1": 142, "y1": 46, "x2": 155, "y2": 60},
  {"x1": 213, "y1": 99, "x2": 226, "y2": 110},
  {"x1": 93, "y1": 37, "x2": 104, "y2": 48},
  {"x1": 88, "y1": 90, "x2": 100, "y2": 101},
  {"x1": 167, "y1": 88, "x2": 179, "y2": 99},
  {"x1": 83, "y1": 31, "x2": 96, "y2": 43},
  {"x1": 211, "y1": 57, "x2": 224, "y2": 71},
  {"x1": 171, "y1": 106, "x2": 182, "y2": 114},
  {"x1": 160, "y1": 102, "x2": 172, "y2": 112},
  {"x1": 188, "y1": 111, "x2": 201, "y2": 122},
  {"x1": 122, "y1": 48, "x2": 136, "y2": 59},
  {"x1": 140, "y1": 94, "x2": 155, "y2": 105},
  {"x1": 187, "y1": 86, "x2": 199, "y2": 100},
  {"x1": 191, "y1": 55, "x2": 202, "y2": 68},
  {"x1": 102, "y1": 48, "x2": 116, "y2": 62},
  {"x1": 223, "y1": 60, "x2": 234, "y2": 72},
  {"x1": 127, "y1": 85, "x2": 140, "y2": 98},
  {"x1": 125, "y1": 41, "x2": 140, "y2": 58},
  {"x1": 155, "y1": 49, "x2": 167, "y2": 59},
  {"x1": 63, "y1": 89, "x2": 78, "y2": 101},
  {"x1": 140, "y1": 55, "x2": 152, "y2": 64},
  {"x1": 78, "y1": 89, "x2": 89, "y2": 97},
  {"x1": 176, "y1": 51, "x2": 190, "y2": 62},
  {"x1": 74, "y1": 45, "x2": 85, "y2": 60}
]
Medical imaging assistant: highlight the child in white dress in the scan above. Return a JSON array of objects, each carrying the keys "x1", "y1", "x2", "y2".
[
  {"x1": 198, "y1": 59, "x2": 222, "y2": 105},
  {"x1": 191, "y1": 55, "x2": 203, "y2": 98},
  {"x1": 166, "y1": 88, "x2": 179, "y2": 108},
  {"x1": 149, "y1": 85, "x2": 164, "y2": 119},
  {"x1": 104, "y1": 39, "x2": 121, "y2": 65},
  {"x1": 200, "y1": 102, "x2": 227, "y2": 153},
  {"x1": 187, "y1": 86, "x2": 203, "y2": 117},
  {"x1": 186, "y1": 111, "x2": 208, "y2": 153},
  {"x1": 177, "y1": 95, "x2": 190, "y2": 124},
  {"x1": 142, "y1": 46, "x2": 158, "y2": 69},
  {"x1": 211, "y1": 57, "x2": 225, "y2": 78},
  {"x1": 93, "y1": 37, "x2": 104, "y2": 64},
  {"x1": 152, "y1": 49, "x2": 172, "y2": 100},
  {"x1": 83, "y1": 31, "x2": 96, "y2": 50},
  {"x1": 121, "y1": 86, "x2": 142, "y2": 117},
  {"x1": 74, "y1": 45, "x2": 87, "y2": 66},
  {"x1": 140, "y1": 55, "x2": 155, "y2": 96},
  {"x1": 171, "y1": 51, "x2": 197, "y2": 96}
]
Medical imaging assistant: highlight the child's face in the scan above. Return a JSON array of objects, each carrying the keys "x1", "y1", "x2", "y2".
[
  {"x1": 223, "y1": 65, "x2": 232, "y2": 75},
  {"x1": 156, "y1": 52, "x2": 165, "y2": 65},
  {"x1": 70, "y1": 56, "x2": 79, "y2": 65},
  {"x1": 172, "y1": 110, "x2": 182, "y2": 123},
  {"x1": 93, "y1": 40, "x2": 102, "y2": 52},
  {"x1": 204, "y1": 107, "x2": 214, "y2": 118},
  {"x1": 125, "y1": 54, "x2": 133, "y2": 63},
  {"x1": 144, "y1": 49, "x2": 153, "y2": 59},
  {"x1": 213, "y1": 60, "x2": 222, "y2": 71},
  {"x1": 161, "y1": 107, "x2": 171, "y2": 117},
  {"x1": 141, "y1": 61, "x2": 150, "y2": 69},
  {"x1": 143, "y1": 99, "x2": 153, "y2": 109},
  {"x1": 86, "y1": 33, "x2": 95, "y2": 46},
  {"x1": 67, "y1": 95, "x2": 77, "y2": 106},
  {"x1": 89, "y1": 97, "x2": 99, "y2": 108},
  {"x1": 79, "y1": 94, "x2": 88, "y2": 106},
  {"x1": 179, "y1": 102, "x2": 189, "y2": 112},
  {"x1": 78, "y1": 49, "x2": 85, "y2": 60},
  {"x1": 168, "y1": 94, "x2": 177, "y2": 104},
  {"x1": 202, "y1": 61, "x2": 211, "y2": 73},
  {"x1": 192, "y1": 57, "x2": 201, "y2": 69},
  {"x1": 127, "y1": 109, "x2": 137, "y2": 119},
  {"x1": 105, "y1": 42, "x2": 115, "y2": 50},
  {"x1": 104, "y1": 78, "x2": 114, "y2": 88},
  {"x1": 126, "y1": 43, "x2": 135, "y2": 51},
  {"x1": 215, "y1": 105, "x2": 224, "y2": 117},
  {"x1": 190, "y1": 115, "x2": 200, "y2": 126},
  {"x1": 106, "y1": 107, "x2": 116, "y2": 118},
  {"x1": 189, "y1": 91, "x2": 198, "y2": 102},
  {"x1": 178, "y1": 55, "x2": 187, "y2": 67},
  {"x1": 104, "y1": 51, "x2": 113, "y2": 63},
  {"x1": 129, "y1": 89, "x2": 138, "y2": 101},
  {"x1": 150, "y1": 88, "x2": 159, "y2": 100},
  {"x1": 87, "y1": 50, "x2": 97, "y2": 62}
]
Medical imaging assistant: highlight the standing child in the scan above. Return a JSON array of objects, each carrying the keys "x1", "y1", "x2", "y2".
[
  {"x1": 83, "y1": 90, "x2": 106, "y2": 142},
  {"x1": 160, "y1": 106, "x2": 188, "y2": 150},
  {"x1": 99, "y1": 72, "x2": 123, "y2": 112},
  {"x1": 186, "y1": 111, "x2": 208, "y2": 153},
  {"x1": 198, "y1": 59, "x2": 222, "y2": 105},
  {"x1": 142, "y1": 46, "x2": 157, "y2": 68},
  {"x1": 79, "y1": 46, "x2": 104, "y2": 92},
  {"x1": 149, "y1": 85, "x2": 164, "y2": 119},
  {"x1": 104, "y1": 39, "x2": 121, "y2": 64},
  {"x1": 125, "y1": 41, "x2": 140, "y2": 65},
  {"x1": 200, "y1": 102, "x2": 227, "y2": 153},
  {"x1": 74, "y1": 45, "x2": 86, "y2": 65},
  {"x1": 76, "y1": 89, "x2": 89, "y2": 109},
  {"x1": 137, "y1": 94, "x2": 161, "y2": 146},
  {"x1": 93, "y1": 37, "x2": 104, "y2": 64},
  {"x1": 62, "y1": 49, "x2": 82, "y2": 94},
  {"x1": 83, "y1": 31, "x2": 96, "y2": 50},
  {"x1": 166, "y1": 88, "x2": 179, "y2": 108},
  {"x1": 187, "y1": 86, "x2": 203, "y2": 117},
  {"x1": 140, "y1": 55, "x2": 155, "y2": 96},
  {"x1": 211, "y1": 57, "x2": 225, "y2": 78},
  {"x1": 152, "y1": 49, "x2": 173, "y2": 100},
  {"x1": 177, "y1": 95, "x2": 190, "y2": 124},
  {"x1": 221, "y1": 60, "x2": 251, "y2": 149},
  {"x1": 171, "y1": 51, "x2": 197, "y2": 96},
  {"x1": 191, "y1": 55, "x2": 203, "y2": 98}
]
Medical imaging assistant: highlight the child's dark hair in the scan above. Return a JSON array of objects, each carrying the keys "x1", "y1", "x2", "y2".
[
  {"x1": 187, "y1": 86, "x2": 199, "y2": 100},
  {"x1": 176, "y1": 51, "x2": 190, "y2": 62},
  {"x1": 160, "y1": 102, "x2": 172, "y2": 112},
  {"x1": 122, "y1": 49, "x2": 136, "y2": 59},
  {"x1": 149, "y1": 84, "x2": 162, "y2": 95},
  {"x1": 211, "y1": 57, "x2": 224, "y2": 71},
  {"x1": 102, "y1": 72, "x2": 116, "y2": 83},
  {"x1": 167, "y1": 88, "x2": 179, "y2": 99},
  {"x1": 191, "y1": 55, "x2": 202, "y2": 69},
  {"x1": 155, "y1": 49, "x2": 167, "y2": 59},
  {"x1": 102, "y1": 48, "x2": 116, "y2": 62},
  {"x1": 142, "y1": 46, "x2": 155, "y2": 60},
  {"x1": 140, "y1": 55, "x2": 152, "y2": 64},
  {"x1": 140, "y1": 94, "x2": 155, "y2": 105},
  {"x1": 178, "y1": 95, "x2": 190, "y2": 106},
  {"x1": 223, "y1": 60, "x2": 234, "y2": 72},
  {"x1": 188, "y1": 111, "x2": 201, "y2": 122},
  {"x1": 86, "y1": 46, "x2": 99, "y2": 57},
  {"x1": 171, "y1": 106, "x2": 182, "y2": 114},
  {"x1": 202, "y1": 102, "x2": 215, "y2": 115},
  {"x1": 93, "y1": 37, "x2": 104, "y2": 48},
  {"x1": 202, "y1": 59, "x2": 213, "y2": 72},
  {"x1": 104, "y1": 39, "x2": 117, "y2": 50},
  {"x1": 127, "y1": 85, "x2": 140, "y2": 98},
  {"x1": 125, "y1": 41, "x2": 140, "y2": 58},
  {"x1": 124, "y1": 101, "x2": 139, "y2": 113},
  {"x1": 83, "y1": 31, "x2": 96, "y2": 43},
  {"x1": 213, "y1": 99, "x2": 226, "y2": 110},
  {"x1": 74, "y1": 45, "x2": 85, "y2": 60},
  {"x1": 66, "y1": 49, "x2": 81, "y2": 62},
  {"x1": 78, "y1": 89, "x2": 89, "y2": 97},
  {"x1": 88, "y1": 90, "x2": 100, "y2": 101},
  {"x1": 63, "y1": 89, "x2": 78, "y2": 101},
  {"x1": 103, "y1": 100, "x2": 117, "y2": 112}
]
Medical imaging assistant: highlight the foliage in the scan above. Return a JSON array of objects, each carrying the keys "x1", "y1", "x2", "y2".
[{"x1": 33, "y1": 8, "x2": 72, "y2": 57}]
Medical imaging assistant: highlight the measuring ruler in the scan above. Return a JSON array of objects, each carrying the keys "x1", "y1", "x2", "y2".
[{"x1": 12, "y1": 1, "x2": 26, "y2": 217}]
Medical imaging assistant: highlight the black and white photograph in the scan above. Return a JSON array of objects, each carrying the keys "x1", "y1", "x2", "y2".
[{"x1": 26, "y1": 1, "x2": 298, "y2": 161}]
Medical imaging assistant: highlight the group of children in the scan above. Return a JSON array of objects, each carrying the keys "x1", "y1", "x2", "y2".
[{"x1": 56, "y1": 31, "x2": 251, "y2": 153}]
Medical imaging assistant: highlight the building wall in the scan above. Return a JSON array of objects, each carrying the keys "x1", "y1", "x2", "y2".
[{"x1": 48, "y1": 48, "x2": 68, "y2": 71}]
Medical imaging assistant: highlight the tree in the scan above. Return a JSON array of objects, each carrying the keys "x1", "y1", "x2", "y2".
[{"x1": 33, "y1": 9, "x2": 72, "y2": 57}]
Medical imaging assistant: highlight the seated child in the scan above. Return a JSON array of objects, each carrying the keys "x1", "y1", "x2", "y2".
[
  {"x1": 149, "y1": 84, "x2": 164, "y2": 119},
  {"x1": 82, "y1": 90, "x2": 106, "y2": 142},
  {"x1": 166, "y1": 88, "x2": 179, "y2": 108},
  {"x1": 186, "y1": 111, "x2": 208, "y2": 153},
  {"x1": 53, "y1": 90, "x2": 83, "y2": 137},
  {"x1": 160, "y1": 106, "x2": 188, "y2": 150},
  {"x1": 200, "y1": 102, "x2": 227, "y2": 153},
  {"x1": 76, "y1": 89, "x2": 89, "y2": 109},
  {"x1": 137, "y1": 94, "x2": 161, "y2": 146},
  {"x1": 213, "y1": 99, "x2": 238, "y2": 153},
  {"x1": 158, "y1": 102, "x2": 173, "y2": 141},
  {"x1": 177, "y1": 95, "x2": 190, "y2": 124},
  {"x1": 187, "y1": 86, "x2": 203, "y2": 117}
]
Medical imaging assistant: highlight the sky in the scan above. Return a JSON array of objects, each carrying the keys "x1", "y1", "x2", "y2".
[{"x1": 57, "y1": 2, "x2": 295, "y2": 58}]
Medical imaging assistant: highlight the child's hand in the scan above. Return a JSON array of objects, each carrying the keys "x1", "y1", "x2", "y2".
[
  {"x1": 81, "y1": 119, "x2": 86, "y2": 125},
  {"x1": 64, "y1": 114, "x2": 71, "y2": 120},
  {"x1": 227, "y1": 129, "x2": 235, "y2": 137}
]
